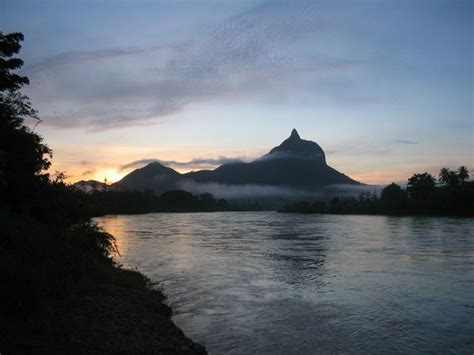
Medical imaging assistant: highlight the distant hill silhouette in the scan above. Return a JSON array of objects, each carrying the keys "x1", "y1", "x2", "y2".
[
  {"x1": 114, "y1": 129, "x2": 360, "y2": 194},
  {"x1": 73, "y1": 180, "x2": 108, "y2": 193},
  {"x1": 117, "y1": 161, "x2": 180, "y2": 191}
]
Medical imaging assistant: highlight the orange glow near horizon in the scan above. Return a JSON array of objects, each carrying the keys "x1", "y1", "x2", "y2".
[
  {"x1": 93, "y1": 169, "x2": 127, "y2": 184},
  {"x1": 349, "y1": 170, "x2": 410, "y2": 186}
]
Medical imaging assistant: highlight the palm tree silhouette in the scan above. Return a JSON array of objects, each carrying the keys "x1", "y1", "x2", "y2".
[{"x1": 457, "y1": 166, "x2": 469, "y2": 183}]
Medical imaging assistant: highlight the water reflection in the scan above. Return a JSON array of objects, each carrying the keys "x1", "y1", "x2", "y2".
[
  {"x1": 97, "y1": 214, "x2": 133, "y2": 259},
  {"x1": 96, "y1": 212, "x2": 474, "y2": 354}
]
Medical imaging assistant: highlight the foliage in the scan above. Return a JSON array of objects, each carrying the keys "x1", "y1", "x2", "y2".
[
  {"x1": 281, "y1": 167, "x2": 473, "y2": 216},
  {"x1": 0, "y1": 31, "x2": 52, "y2": 210},
  {"x1": 457, "y1": 166, "x2": 469, "y2": 183},
  {"x1": 81, "y1": 188, "x2": 230, "y2": 216},
  {"x1": 0, "y1": 211, "x2": 118, "y2": 313},
  {"x1": 439, "y1": 166, "x2": 470, "y2": 188},
  {"x1": 380, "y1": 182, "x2": 407, "y2": 214},
  {"x1": 0, "y1": 32, "x2": 29, "y2": 92},
  {"x1": 406, "y1": 172, "x2": 436, "y2": 200},
  {"x1": 156, "y1": 190, "x2": 229, "y2": 212}
]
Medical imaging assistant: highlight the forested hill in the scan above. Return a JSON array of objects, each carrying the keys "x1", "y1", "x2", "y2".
[{"x1": 113, "y1": 129, "x2": 360, "y2": 194}]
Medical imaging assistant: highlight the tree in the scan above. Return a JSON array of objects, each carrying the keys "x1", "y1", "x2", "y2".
[
  {"x1": 407, "y1": 172, "x2": 436, "y2": 200},
  {"x1": 439, "y1": 168, "x2": 450, "y2": 186},
  {"x1": 457, "y1": 166, "x2": 469, "y2": 183},
  {"x1": 0, "y1": 32, "x2": 29, "y2": 92},
  {"x1": 53, "y1": 171, "x2": 69, "y2": 184},
  {"x1": 447, "y1": 171, "x2": 460, "y2": 187},
  {"x1": 381, "y1": 183, "x2": 406, "y2": 213},
  {"x1": 0, "y1": 32, "x2": 52, "y2": 207},
  {"x1": 446, "y1": 169, "x2": 459, "y2": 188},
  {"x1": 439, "y1": 167, "x2": 467, "y2": 188}
]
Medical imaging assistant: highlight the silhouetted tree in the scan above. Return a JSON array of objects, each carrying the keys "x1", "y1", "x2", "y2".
[
  {"x1": 0, "y1": 32, "x2": 29, "y2": 92},
  {"x1": 457, "y1": 166, "x2": 469, "y2": 183},
  {"x1": 282, "y1": 168, "x2": 472, "y2": 216},
  {"x1": 381, "y1": 183, "x2": 406, "y2": 213},
  {"x1": 53, "y1": 171, "x2": 68, "y2": 184},
  {"x1": 407, "y1": 172, "x2": 436, "y2": 200},
  {"x1": 198, "y1": 192, "x2": 216, "y2": 210},
  {"x1": 438, "y1": 167, "x2": 469, "y2": 189},
  {"x1": 448, "y1": 171, "x2": 460, "y2": 188},
  {"x1": 439, "y1": 168, "x2": 450, "y2": 187},
  {"x1": 0, "y1": 32, "x2": 52, "y2": 209}
]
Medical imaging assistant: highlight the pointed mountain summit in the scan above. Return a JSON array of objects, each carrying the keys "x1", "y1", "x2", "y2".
[
  {"x1": 266, "y1": 129, "x2": 326, "y2": 163},
  {"x1": 290, "y1": 128, "x2": 300, "y2": 138},
  {"x1": 184, "y1": 129, "x2": 358, "y2": 189}
]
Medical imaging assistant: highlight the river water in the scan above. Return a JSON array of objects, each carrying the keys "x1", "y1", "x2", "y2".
[{"x1": 96, "y1": 212, "x2": 474, "y2": 354}]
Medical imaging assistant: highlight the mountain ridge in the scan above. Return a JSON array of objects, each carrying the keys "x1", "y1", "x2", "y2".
[{"x1": 112, "y1": 129, "x2": 361, "y2": 195}]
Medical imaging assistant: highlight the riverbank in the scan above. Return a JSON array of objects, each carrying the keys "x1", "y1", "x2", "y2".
[
  {"x1": 0, "y1": 210, "x2": 206, "y2": 354},
  {"x1": 2, "y1": 259, "x2": 206, "y2": 354}
]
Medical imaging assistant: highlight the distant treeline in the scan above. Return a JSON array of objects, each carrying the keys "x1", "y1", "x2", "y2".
[
  {"x1": 83, "y1": 189, "x2": 230, "y2": 216},
  {"x1": 280, "y1": 167, "x2": 473, "y2": 216}
]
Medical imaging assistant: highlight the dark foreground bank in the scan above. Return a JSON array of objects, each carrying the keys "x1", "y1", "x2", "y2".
[
  {"x1": 0, "y1": 211, "x2": 206, "y2": 355},
  {"x1": 2, "y1": 276, "x2": 206, "y2": 355}
]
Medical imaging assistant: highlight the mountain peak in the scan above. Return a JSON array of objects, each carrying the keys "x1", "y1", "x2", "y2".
[
  {"x1": 266, "y1": 129, "x2": 326, "y2": 164},
  {"x1": 290, "y1": 128, "x2": 300, "y2": 139},
  {"x1": 113, "y1": 129, "x2": 360, "y2": 194}
]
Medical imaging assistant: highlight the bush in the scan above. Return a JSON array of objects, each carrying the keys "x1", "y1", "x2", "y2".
[{"x1": 0, "y1": 209, "x2": 119, "y2": 316}]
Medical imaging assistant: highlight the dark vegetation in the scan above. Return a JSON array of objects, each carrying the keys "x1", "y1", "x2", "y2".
[
  {"x1": 0, "y1": 32, "x2": 206, "y2": 354},
  {"x1": 75, "y1": 186, "x2": 277, "y2": 215},
  {"x1": 83, "y1": 189, "x2": 230, "y2": 216},
  {"x1": 280, "y1": 167, "x2": 473, "y2": 216}
]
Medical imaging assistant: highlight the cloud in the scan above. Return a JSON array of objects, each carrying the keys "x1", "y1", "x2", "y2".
[
  {"x1": 394, "y1": 140, "x2": 418, "y2": 145},
  {"x1": 24, "y1": 45, "x2": 185, "y2": 76},
  {"x1": 119, "y1": 159, "x2": 160, "y2": 171},
  {"x1": 82, "y1": 169, "x2": 95, "y2": 176},
  {"x1": 23, "y1": 0, "x2": 360, "y2": 130},
  {"x1": 119, "y1": 156, "x2": 245, "y2": 172}
]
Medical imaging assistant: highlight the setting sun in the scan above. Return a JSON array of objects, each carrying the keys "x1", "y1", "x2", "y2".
[{"x1": 94, "y1": 169, "x2": 125, "y2": 184}]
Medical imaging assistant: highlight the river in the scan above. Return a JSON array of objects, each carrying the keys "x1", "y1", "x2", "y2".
[{"x1": 96, "y1": 212, "x2": 474, "y2": 354}]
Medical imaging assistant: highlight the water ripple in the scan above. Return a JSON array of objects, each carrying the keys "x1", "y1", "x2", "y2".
[{"x1": 96, "y1": 212, "x2": 474, "y2": 354}]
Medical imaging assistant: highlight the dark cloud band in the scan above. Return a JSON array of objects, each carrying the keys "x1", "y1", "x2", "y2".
[{"x1": 119, "y1": 156, "x2": 245, "y2": 172}]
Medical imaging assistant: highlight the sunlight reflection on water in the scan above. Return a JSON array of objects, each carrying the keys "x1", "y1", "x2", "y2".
[{"x1": 96, "y1": 212, "x2": 474, "y2": 354}]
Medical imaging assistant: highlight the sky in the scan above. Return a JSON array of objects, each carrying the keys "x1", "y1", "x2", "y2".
[{"x1": 2, "y1": 0, "x2": 473, "y2": 185}]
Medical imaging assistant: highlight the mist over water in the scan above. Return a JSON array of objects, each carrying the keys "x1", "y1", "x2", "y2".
[
  {"x1": 178, "y1": 181, "x2": 377, "y2": 201},
  {"x1": 96, "y1": 212, "x2": 474, "y2": 354}
]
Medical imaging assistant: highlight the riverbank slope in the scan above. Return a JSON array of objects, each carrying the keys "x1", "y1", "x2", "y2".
[
  {"x1": 1, "y1": 246, "x2": 206, "y2": 354},
  {"x1": 0, "y1": 210, "x2": 206, "y2": 354}
]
